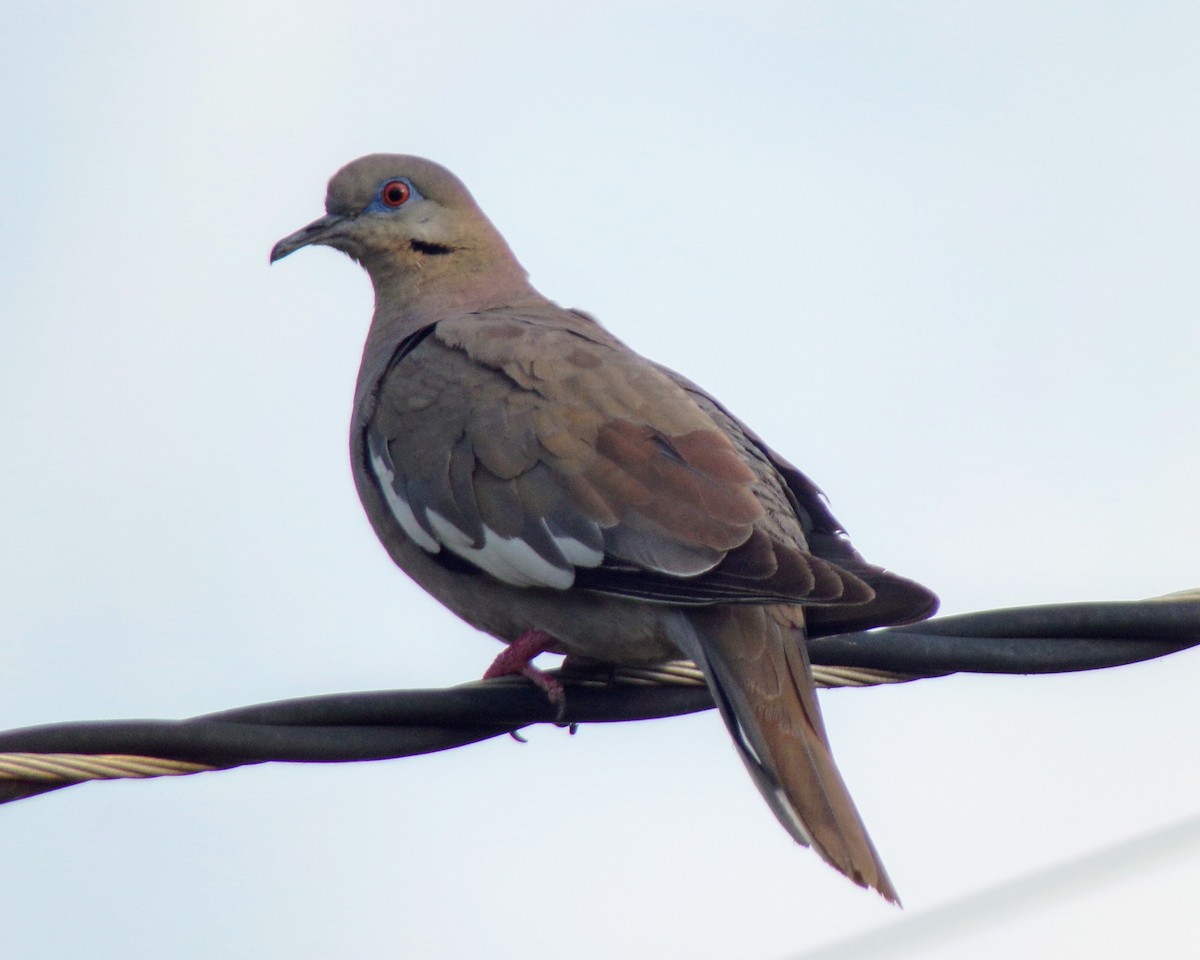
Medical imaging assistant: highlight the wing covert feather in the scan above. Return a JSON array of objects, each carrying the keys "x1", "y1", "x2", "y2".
[{"x1": 365, "y1": 310, "x2": 875, "y2": 605}]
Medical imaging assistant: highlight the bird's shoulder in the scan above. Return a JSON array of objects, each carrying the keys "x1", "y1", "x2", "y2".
[{"x1": 424, "y1": 305, "x2": 714, "y2": 432}]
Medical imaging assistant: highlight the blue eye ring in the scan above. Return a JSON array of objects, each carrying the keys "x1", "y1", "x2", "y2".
[{"x1": 380, "y1": 179, "x2": 411, "y2": 207}]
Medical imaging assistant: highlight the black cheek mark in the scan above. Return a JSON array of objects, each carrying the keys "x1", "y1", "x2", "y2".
[{"x1": 410, "y1": 239, "x2": 457, "y2": 256}]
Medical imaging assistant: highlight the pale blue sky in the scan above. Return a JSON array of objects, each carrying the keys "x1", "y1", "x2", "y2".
[{"x1": 2, "y1": 3, "x2": 1198, "y2": 957}]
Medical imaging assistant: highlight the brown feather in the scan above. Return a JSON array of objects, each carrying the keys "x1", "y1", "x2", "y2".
[{"x1": 682, "y1": 605, "x2": 900, "y2": 903}]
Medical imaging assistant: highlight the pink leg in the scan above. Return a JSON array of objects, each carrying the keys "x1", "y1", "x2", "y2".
[{"x1": 484, "y1": 629, "x2": 565, "y2": 707}]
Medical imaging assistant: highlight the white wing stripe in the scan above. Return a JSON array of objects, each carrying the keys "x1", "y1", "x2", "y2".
[
  {"x1": 551, "y1": 529, "x2": 604, "y2": 567},
  {"x1": 369, "y1": 447, "x2": 441, "y2": 553},
  {"x1": 370, "y1": 432, "x2": 602, "y2": 587},
  {"x1": 427, "y1": 512, "x2": 575, "y2": 589}
]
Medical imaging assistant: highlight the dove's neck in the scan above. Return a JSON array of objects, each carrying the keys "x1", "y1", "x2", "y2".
[{"x1": 366, "y1": 272, "x2": 540, "y2": 349}]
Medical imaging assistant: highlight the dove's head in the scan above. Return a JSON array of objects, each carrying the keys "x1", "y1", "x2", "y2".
[{"x1": 271, "y1": 154, "x2": 532, "y2": 317}]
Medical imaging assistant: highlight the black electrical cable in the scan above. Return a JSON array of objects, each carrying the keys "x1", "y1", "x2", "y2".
[{"x1": 0, "y1": 598, "x2": 1195, "y2": 805}]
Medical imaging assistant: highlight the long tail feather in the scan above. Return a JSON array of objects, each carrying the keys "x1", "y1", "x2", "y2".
[{"x1": 668, "y1": 605, "x2": 899, "y2": 903}]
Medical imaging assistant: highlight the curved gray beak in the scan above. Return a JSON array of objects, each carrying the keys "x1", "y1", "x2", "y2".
[{"x1": 270, "y1": 213, "x2": 351, "y2": 263}]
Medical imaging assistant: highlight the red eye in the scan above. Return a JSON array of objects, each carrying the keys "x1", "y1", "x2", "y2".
[{"x1": 381, "y1": 180, "x2": 411, "y2": 207}]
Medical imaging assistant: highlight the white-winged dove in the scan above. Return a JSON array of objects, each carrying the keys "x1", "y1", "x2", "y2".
[{"x1": 271, "y1": 155, "x2": 937, "y2": 902}]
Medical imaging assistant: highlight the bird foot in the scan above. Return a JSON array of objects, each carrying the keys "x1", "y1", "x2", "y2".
[{"x1": 484, "y1": 629, "x2": 566, "y2": 714}]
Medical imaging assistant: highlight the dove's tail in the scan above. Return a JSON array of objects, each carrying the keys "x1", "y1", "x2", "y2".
[{"x1": 669, "y1": 605, "x2": 899, "y2": 904}]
